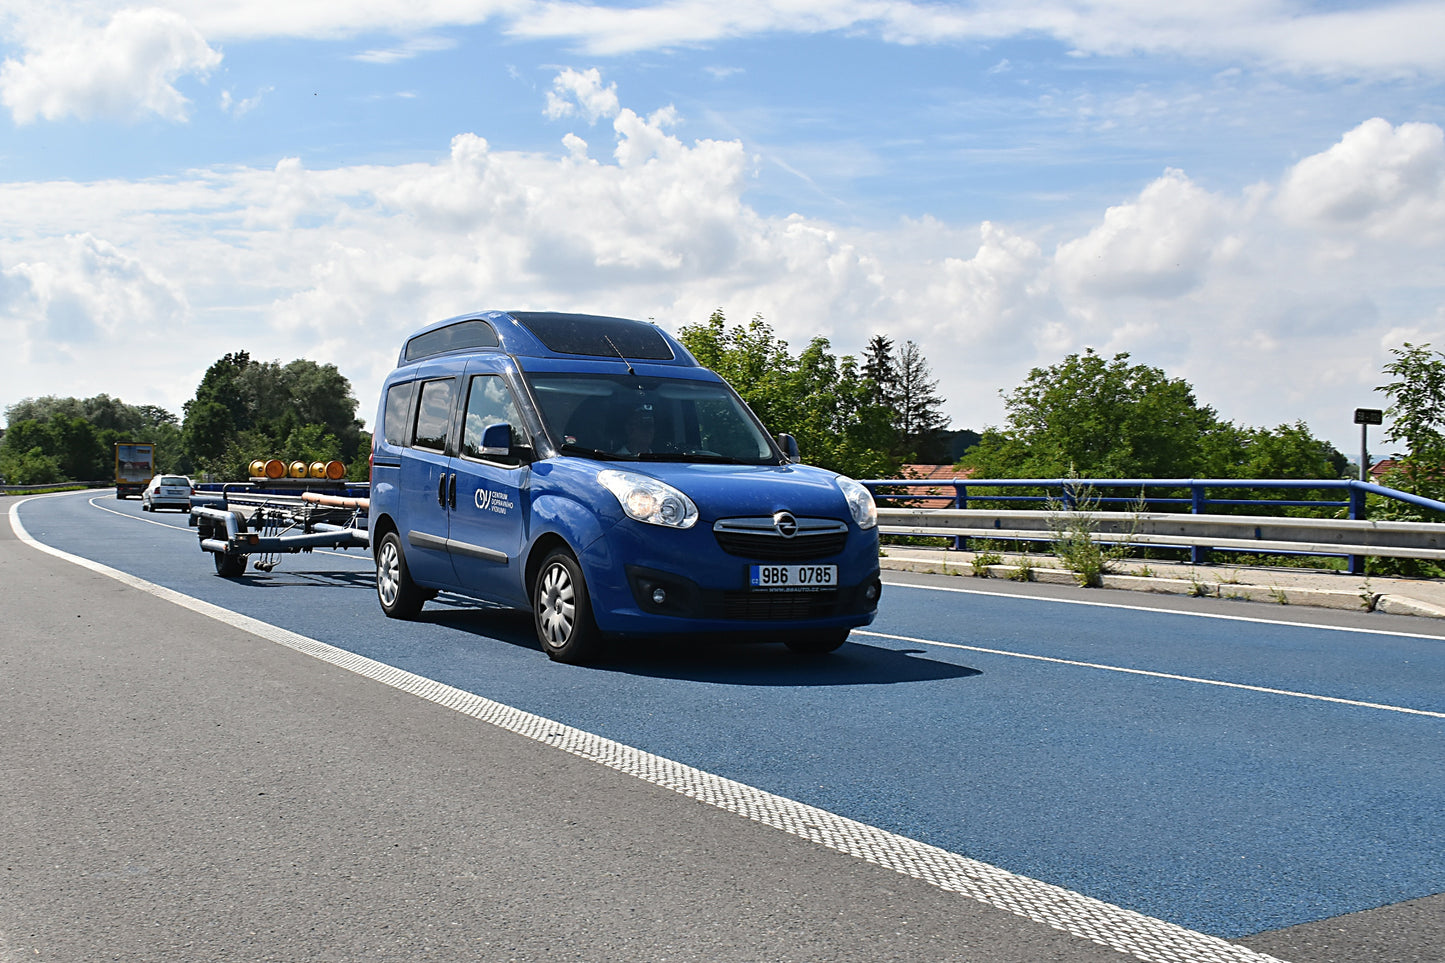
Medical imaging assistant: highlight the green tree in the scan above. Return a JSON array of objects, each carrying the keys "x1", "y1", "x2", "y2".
[
  {"x1": 677, "y1": 310, "x2": 914, "y2": 478},
  {"x1": 963, "y1": 349, "x2": 1219, "y2": 478},
  {"x1": 183, "y1": 351, "x2": 251, "y2": 468},
  {"x1": 1378, "y1": 342, "x2": 1445, "y2": 496},
  {"x1": 962, "y1": 349, "x2": 1343, "y2": 481},
  {"x1": 181, "y1": 351, "x2": 367, "y2": 476},
  {"x1": 3, "y1": 395, "x2": 186, "y2": 479},
  {"x1": 0, "y1": 446, "x2": 62, "y2": 485},
  {"x1": 894, "y1": 339, "x2": 951, "y2": 462}
]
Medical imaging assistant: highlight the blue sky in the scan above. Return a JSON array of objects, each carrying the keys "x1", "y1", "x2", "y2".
[{"x1": 3, "y1": 1, "x2": 1445, "y2": 459}]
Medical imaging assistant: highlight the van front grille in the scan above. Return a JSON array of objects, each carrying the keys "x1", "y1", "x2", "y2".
[{"x1": 712, "y1": 516, "x2": 849, "y2": 561}]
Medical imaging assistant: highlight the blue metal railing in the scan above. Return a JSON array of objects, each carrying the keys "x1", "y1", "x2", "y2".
[{"x1": 861, "y1": 477, "x2": 1445, "y2": 574}]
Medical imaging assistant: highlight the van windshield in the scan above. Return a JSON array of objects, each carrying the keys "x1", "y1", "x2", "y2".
[{"x1": 525, "y1": 372, "x2": 780, "y2": 465}]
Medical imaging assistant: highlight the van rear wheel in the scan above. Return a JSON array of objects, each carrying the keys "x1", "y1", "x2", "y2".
[
  {"x1": 534, "y1": 549, "x2": 601, "y2": 664},
  {"x1": 377, "y1": 530, "x2": 425, "y2": 619}
]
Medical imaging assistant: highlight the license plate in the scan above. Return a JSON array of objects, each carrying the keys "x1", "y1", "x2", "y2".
[{"x1": 749, "y1": 564, "x2": 837, "y2": 590}]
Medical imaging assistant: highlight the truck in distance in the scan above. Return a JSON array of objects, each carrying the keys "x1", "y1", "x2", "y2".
[{"x1": 114, "y1": 442, "x2": 155, "y2": 499}]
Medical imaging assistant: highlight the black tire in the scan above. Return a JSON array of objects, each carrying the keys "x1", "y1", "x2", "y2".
[
  {"x1": 533, "y1": 549, "x2": 601, "y2": 664},
  {"x1": 213, "y1": 549, "x2": 246, "y2": 577},
  {"x1": 785, "y1": 629, "x2": 850, "y2": 655},
  {"x1": 376, "y1": 530, "x2": 425, "y2": 619}
]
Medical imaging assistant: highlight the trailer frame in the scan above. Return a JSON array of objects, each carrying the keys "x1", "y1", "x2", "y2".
[{"x1": 192, "y1": 485, "x2": 370, "y2": 576}]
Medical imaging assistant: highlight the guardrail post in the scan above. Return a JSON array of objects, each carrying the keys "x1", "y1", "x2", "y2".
[
  {"x1": 1348, "y1": 484, "x2": 1368, "y2": 575},
  {"x1": 1190, "y1": 482, "x2": 1210, "y2": 565},
  {"x1": 953, "y1": 482, "x2": 966, "y2": 551}
]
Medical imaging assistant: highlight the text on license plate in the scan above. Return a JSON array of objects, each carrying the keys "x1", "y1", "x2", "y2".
[{"x1": 749, "y1": 564, "x2": 837, "y2": 589}]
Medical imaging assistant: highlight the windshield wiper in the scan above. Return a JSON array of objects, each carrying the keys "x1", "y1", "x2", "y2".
[
  {"x1": 559, "y1": 442, "x2": 623, "y2": 461},
  {"x1": 636, "y1": 451, "x2": 740, "y2": 464}
]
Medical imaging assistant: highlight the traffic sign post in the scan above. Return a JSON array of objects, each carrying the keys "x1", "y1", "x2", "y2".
[{"x1": 1354, "y1": 408, "x2": 1383, "y2": 482}]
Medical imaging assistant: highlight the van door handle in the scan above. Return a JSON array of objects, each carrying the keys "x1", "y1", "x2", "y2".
[
  {"x1": 448, "y1": 473, "x2": 457, "y2": 510},
  {"x1": 437, "y1": 473, "x2": 448, "y2": 508}
]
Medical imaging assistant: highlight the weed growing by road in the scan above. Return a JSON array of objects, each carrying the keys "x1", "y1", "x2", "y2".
[
  {"x1": 1047, "y1": 476, "x2": 1143, "y2": 587},
  {"x1": 971, "y1": 546, "x2": 1003, "y2": 577}
]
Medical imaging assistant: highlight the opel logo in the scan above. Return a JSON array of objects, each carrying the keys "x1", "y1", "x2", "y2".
[{"x1": 773, "y1": 511, "x2": 798, "y2": 538}]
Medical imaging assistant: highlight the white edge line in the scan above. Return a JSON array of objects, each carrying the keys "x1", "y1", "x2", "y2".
[
  {"x1": 856, "y1": 631, "x2": 1445, "y2": 719},
  {"x1": 882, "y1": 576, "x2": 1445, "y2": 642},
  {"x1": 8, "y1": 493, "x2": 1293, "y2": 963}
]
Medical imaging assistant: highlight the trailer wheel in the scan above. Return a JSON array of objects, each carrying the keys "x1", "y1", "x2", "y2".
[
  {"x1": 213, "y1": 550, "x2": 246, "y2": 578},
  {"x1": 376, "y1": 531, "x2": 424, "y2": 619},
  {"x1": 533, "y1": 548, "x2": 601, "y2": 664}
]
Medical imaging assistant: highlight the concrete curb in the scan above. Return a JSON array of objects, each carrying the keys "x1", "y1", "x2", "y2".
[
  {"x1": 1375, "y1": 595, "x2": 1445, "y2": 618},
  {"x1": 878, "y1": 554, "x2": 1445, "y2": 619}
]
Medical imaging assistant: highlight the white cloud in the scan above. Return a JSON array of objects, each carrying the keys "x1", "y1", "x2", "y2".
[
  {"x1": 544, "y1": 66, "x2": 620, "y2": 122},
  {"x1": 502, "y1": 0, "x2": 1445, "y2": 75},
  {"x1": 1275, "y1": 117, "x2": 1445, "y2": 241},
  {"x1": 0, "y1": 8, "x2": 221, "y2": 123},
  {"x1": 4, "y1": 1, "x2": 1441, "y2": 127},
  {"x1": 351, "y1": 34, "x2": 458, "y2": 64},
  {"x1": 1, "y1": 78, "x2": 1442, "y2": 453},
  {"x1": 220, "y1": 85, "x2": 272, "y2": 116},
  {"x1": 1055, "y1": 168, "x2": 1235, "y2": 299},
  {"x1": 10, "y1": 1, "x2": 1444, "y2": 76}
]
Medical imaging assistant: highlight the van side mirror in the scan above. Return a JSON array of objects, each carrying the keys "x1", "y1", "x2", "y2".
[
  {"x1": 480, "y1": 423, "x2": 513, "y2": 457},
  {"x1": 775, "y1": 433, "x2": 800, "y2": 463}
]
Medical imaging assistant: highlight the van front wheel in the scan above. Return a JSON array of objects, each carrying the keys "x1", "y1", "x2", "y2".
[
  {"x1": 377, "y1": 531, "x2": 425, "y2": 619},
  {"x1": 534, "y1": 549, "x2": 601, "y2": 664}
]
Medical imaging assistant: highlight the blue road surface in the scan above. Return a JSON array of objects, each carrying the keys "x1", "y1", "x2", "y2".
[{"x1": 15, "y1": 490, "x2": 1445, "y2": 940}]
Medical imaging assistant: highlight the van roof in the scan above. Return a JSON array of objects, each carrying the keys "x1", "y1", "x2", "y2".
[{"x1": 398, "y1": 310, "x2": 697, "y2": 367}]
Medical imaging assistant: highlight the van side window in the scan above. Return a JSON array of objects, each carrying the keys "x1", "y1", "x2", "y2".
[
  {"x1": 403, "y1": 320, "x2": 500, "y2": 362},
  {"x1": 382, "y1": 381, "x2": 416, "y2": 447},
  {"x1": 412, "y1": 378, "x2": 456, "y2": 452},
  {"x1": 462, "y1": 375, "x2": 526, "y2": 460}
]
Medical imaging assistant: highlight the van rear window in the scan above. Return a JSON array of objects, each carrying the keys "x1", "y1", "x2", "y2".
[{"x1": 510, "y1": 312, "x2": 675, "y2": 361}]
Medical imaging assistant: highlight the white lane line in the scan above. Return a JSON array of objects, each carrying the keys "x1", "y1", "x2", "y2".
[
  {"x1": 8, "y1": 495, "x2": 1290, "y2": 963},
  {"x1": 882, "y1": 577, "x2": 1445, "y2": 642},
  {"x1": 87, "y1": 494, "x2": 193, "y2": 531},
  {"x1": 857, "y1": 629, "x2": 1445, "y2": 719}
]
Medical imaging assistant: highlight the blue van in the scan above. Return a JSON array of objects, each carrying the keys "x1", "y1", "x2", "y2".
[{"x1": 368, "y1": 311, "x2": 881, "y2": 663}]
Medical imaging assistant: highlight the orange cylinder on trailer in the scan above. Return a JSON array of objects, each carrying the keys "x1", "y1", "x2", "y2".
[
  {"x1": 264, "y1": 459, "x2": 286, "y2": 479},
  {"x1": 325, "y1": 460, "x2": 346, "y2": 480}
]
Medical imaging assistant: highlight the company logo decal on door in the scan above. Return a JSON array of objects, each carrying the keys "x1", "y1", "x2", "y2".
[{"x1": 474, "y1": 489, "x2": 515, "y2": 514}]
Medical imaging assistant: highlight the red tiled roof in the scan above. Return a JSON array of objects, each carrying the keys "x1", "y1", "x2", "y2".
[{"x1": 902, "y1": 464, "x2": 974, "y2": 481}]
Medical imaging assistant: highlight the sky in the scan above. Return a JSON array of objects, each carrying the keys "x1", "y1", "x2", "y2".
[{"x1": 2, "y1": 1, "x2": 1444, "y2": 463}]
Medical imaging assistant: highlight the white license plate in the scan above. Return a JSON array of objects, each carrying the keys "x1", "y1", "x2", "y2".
[{"x1": 749, "y1": 564, "x2": 837, "y2": 590}]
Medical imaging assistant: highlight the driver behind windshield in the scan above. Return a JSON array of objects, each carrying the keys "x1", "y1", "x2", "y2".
[{"x1": 616, "y1": 404, "x2": 655, "y2": 455}]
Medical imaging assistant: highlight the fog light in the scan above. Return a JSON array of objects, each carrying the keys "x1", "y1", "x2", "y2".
[
  {"x1": 865, "y1": 582, "x2": 879, "y2": 601},
  {"x1": 651, "y1": 587, "x2": 667, "y2": 605}
]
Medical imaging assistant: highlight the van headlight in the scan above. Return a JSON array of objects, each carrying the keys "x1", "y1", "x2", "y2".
[
  {"x1": 598, "y1": 470, "x2": 698, "y2": 529},
  {"x1": 836, "y1": 476, "x2": 877, "y2": 530}
]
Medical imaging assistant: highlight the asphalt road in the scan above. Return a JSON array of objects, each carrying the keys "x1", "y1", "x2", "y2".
[{"x1": 3, "y1": 490, "x2": 1442, "y2": 962}]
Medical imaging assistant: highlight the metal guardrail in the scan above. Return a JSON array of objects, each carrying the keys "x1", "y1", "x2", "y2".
[
  {"x1": 0, "y1": 482, "x2": 100, "y2": 495},
  {"x1": 863, "y1": 477, "x2": 1445, "y2": 574}
]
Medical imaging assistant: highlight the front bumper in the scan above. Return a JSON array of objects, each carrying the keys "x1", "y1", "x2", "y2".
[{"x1": 577, "y1": 517, "x2": 881, "y2": 637}]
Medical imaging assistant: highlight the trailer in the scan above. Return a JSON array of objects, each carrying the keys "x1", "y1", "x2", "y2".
[{"x1": 192, "y1": 484, "x2": 370, "y2": 576}]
